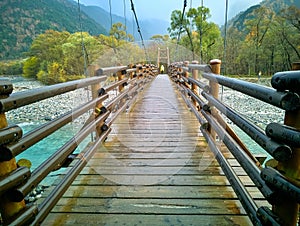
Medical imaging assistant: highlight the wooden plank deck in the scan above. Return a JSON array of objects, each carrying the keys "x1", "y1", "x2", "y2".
[{"x1": 42, "y1": 74, "x2": 264, "y2": 225}]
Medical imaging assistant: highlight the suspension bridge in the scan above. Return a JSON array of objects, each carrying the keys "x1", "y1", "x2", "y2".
[
  {"x1": 0, "y1": 59, "x2": 299, "y2": 225},
  {"x1": 1, "y1": 0, "x2": 300, "y2": 225}
]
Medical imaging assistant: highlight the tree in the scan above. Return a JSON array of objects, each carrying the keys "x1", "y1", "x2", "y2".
[
  {"x1": 187, "y1": 6, "x2": 212, "y2": 63},
  {"x1": 23, "y1": 56, "x2": 40, "y2": 78},
  {"x1": 62, "y1": 32, "x2": 102, "y2": 75},
  {"x1": 150, "y1": 35, "x2": 170, "y2": 43},
  {"x1": 168, "y1": 10, "x2": 195, "y2": 59},
  {"x1": 29, "y1": 30, "x2": 70, "y2": 64},
  {"x1": 282, "y1": 6, "x2": 300, "y2": 32},
  {"x1": 99, "y1": 23, "x2": 134, "y2": 53},
  {"x1": 110, "y1": 23, "x2": 134, "y2": 42},
  {"x1": 24, "y1": 30, "x2": 103, "y2": 83},
  {"x1": 244, "y1": 6, "x2": 275, "y2": 74}
]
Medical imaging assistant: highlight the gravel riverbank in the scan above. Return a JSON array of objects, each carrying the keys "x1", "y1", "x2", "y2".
[{"x1": 5, "y1": 76, "x2": 93, "y2": 125}]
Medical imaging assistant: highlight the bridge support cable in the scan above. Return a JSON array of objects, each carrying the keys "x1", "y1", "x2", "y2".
[
  {"x1": 123, "y1": 0, "x2": 127, "y2": 33},
  {"x1": 109, "y1": 0, "x2": 113, "y2": 29},
  {"x1": 176, "y1": 0, "x2": 188, "y2": 45},
  {"x1": 175, "y1": 0, "x2": 188, "y2": 58},
  {"x1": 221, "y1": 0, "x2": 229, "y2": 101},
  {"x1": 130, "y1": 0, "x2": 149, "y2": 62},
  {"x1": 77, "y1": 0, "x2": 89, "y2": 73}
]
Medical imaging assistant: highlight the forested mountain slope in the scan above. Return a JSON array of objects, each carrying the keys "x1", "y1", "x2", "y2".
[{"x1": 0, "y1": 0, "x2": 107, "y2": 59}]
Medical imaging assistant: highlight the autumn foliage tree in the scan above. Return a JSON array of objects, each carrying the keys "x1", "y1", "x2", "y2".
[{"x1": 168, "y1": 6, "x2": 222, "y2": 63}]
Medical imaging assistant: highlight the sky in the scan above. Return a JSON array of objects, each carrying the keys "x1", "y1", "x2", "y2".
[{"x1": 77, "y1": 0, "x2": 262, "y2": 25}]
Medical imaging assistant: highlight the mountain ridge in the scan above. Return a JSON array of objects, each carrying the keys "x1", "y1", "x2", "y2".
[
  {"x1": 1, "y1": 0, "x2": 298, "y2": 61},
  {"x1": 0, "y1": 0, "x2": 107, "y2": 59},
  {"x1": 79, "y1": 4, "x2": 169, "y2": 40},
  {"x1": 229, "y1": 0, "x2": 300, "y2": 33}
]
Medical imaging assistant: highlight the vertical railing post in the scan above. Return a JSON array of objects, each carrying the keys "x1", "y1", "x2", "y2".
[
  {"x1": 137, "y1": 65, "x2": 142, "y2": 80},
  {"x1": 128, "y1": 64, "x2": 134, "y2": 80},
  {"x1": 183, "y1": 61, "x2": 190, "y2": 88},
  {"x1": 191, "y1": 60, "x2": 199, "y2": 107},
  {"x1": 209, "y1": 59, "x2": 221, "y2": 140},
  {"x1": 0, "y1": 80, "x2": 26, "y2": 224},
  {"x1": 88, "y1": 65, "x2": 100, "y2": 99},
  {"x1": 177, "y1": 63, "x2": 183, "y2": 84},
  {"x1": 118, "y1": 69, "x2": 126, "y2": 92},
  {"x1": 88, "y1": 65, "x2": 105, "y2": 137},
  {"x1": 273, "y1": 62, "x2": 300, "y2": 226},
  {"x1": 88, "y1": 65, "x2": 103, "y2": 114}
]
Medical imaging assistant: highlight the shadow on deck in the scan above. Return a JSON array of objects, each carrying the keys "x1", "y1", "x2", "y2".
[{"x1": 43, "y1": 75, "x2": 264, "y2": 225}]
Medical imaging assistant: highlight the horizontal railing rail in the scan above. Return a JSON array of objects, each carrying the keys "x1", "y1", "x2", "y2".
[
  {"x1": 169, "y1": 60, "x2": 300, "y2": 226},
  {"x1": 0, "y1": 64, "x2": 158, "y2": 225}
]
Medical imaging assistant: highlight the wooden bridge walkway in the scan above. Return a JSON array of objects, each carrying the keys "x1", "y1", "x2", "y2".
[{"x1": 41, "y1": 75, "x2": 266, "y2": 225}]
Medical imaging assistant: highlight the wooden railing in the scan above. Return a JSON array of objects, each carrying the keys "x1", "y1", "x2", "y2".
[
  {"x1": 1, "y1": 58, "x2": 300, "y2": 225},
  {"x1": 169, "y1": 60, "x2": 300, "y2": 226},
  {"x1": 0, "y1": 64, "x2": 157, "y2": 225}
]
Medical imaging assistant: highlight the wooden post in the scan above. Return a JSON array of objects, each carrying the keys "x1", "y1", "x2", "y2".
[
  {"x1": 88, "y1": 65, "x2": 103, "y2": 115},
  {"x1": 137, "y1": 65, "x2": 142, "y2": 80},
  {"x1": 87, "y1": 65, "x2": 105, "y2": 137},
  {"x1": 118, "y1": 69, "x2": 126, "y2": 92},
  {"x1": 183, "y1": 61, "x2": 190, "y2": 88},
  {"x1": 209, "y1": 59, "x2": 221, "y2": 140},
  {"x1": 191, "y1": 60, "x2": 199, "y2": 107},
  {"x1": 0, "y1": 83, "x2": 26, "y2": 223},
  {"x1": 273, "y1": 62, "x2": 300, "y2": 226},
  {"x1": 128, "y1": 64, "x2": 134, "y2": 80},
  {"x1": 88, "y1": 65, "x2": 100, "y2": 99}
]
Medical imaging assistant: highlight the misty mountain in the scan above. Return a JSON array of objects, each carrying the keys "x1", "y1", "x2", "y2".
[
  {"x1": 229, "y1": 0, "x2": 300, "y2": 32},
  {"x1": 0, "y1": 0, "x2": 107, "y2": 59},
  {"x1": 2, "y1": 0, "x2": 298, "y2": 60},
  {"x1": 80, "y1": 4, "x2": 169, "y2": 40}
]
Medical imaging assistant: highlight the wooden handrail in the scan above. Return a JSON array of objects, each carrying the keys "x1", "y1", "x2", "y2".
[
  {"x1": 2, "y1": 57, "x2": 298, "y2": 225},
  {"x1": 0, "y1": 64, "x2": 157, "y2": 225},
  {"x1": 169, "y1": 60, "x2": 300, "y2": 225}
]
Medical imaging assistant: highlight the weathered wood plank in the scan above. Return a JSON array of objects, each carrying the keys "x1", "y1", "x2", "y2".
[
  {"x1": 51, "y1": 197, "x2": 248, "y2": 215},
  {"x1": 43, "y1": 213, "x2": 252, "y2": 226},
  {"x1": 76, "y1": 166, "x2": 247, "y2": 176},
  {"x1": 62, "y1": 185, "x2": 265, "y2": 200},
  {"x1": 58, "y1": 174, "x2": 256, "y2": 187}
]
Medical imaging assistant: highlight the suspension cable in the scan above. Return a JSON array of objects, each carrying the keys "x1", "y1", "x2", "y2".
[
  {"x1": 223, "y1": 0, "x2": 229, "y2": 75},
  {"x1": 123, "y1": 0, "x2": 127, "y2": 31},
  {"x1": 109, "y1": 0, "x2": 113, "y2": 29},
  {"x1": 222, "y1": 0, "x2": 229, "y2": 100},
  {"x1": 77, "y1": 0, "x2": 88, "y2": 74},
  {"x1": 176, "y1": 0, "x2": 187, "y2": 46},
  {"x1": 175, "y1": 0, "x2": 188, "y2": 60},
  {"x1": 130, "y1": 0, "x2": 149, "y2": 62}
]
